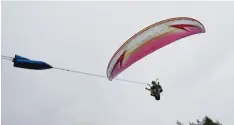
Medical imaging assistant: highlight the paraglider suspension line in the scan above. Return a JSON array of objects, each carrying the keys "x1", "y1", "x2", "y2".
[
  {"x1": 1, "y1": 55, "x2": 13, "y2": 61},
  {"x1": 53, "y1": 67, "x2": 147, "y2": 84}
]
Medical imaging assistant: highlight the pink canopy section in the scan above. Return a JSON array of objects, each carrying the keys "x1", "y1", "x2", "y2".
[{"x1": 107, "y1": 17, "x2": 206, "y2": 81}]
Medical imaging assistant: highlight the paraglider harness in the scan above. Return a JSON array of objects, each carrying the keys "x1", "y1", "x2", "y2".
[{"x1": 146, "y1": 79, "x2": 163, "y2": 100}]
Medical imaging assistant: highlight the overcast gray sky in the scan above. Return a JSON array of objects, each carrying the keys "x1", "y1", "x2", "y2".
[{"x1": 2, "y1": 1, "x2": 234, "y2": 125}]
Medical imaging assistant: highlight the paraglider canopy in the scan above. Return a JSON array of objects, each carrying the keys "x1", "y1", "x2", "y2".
[{"x1": 107, "y1": 17, "x2": 206, "y2": 81}]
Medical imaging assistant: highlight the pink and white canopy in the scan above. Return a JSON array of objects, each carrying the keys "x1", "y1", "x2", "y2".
[{"x1": 107, "y1": 17, "x2": 206, "y2": 81}]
